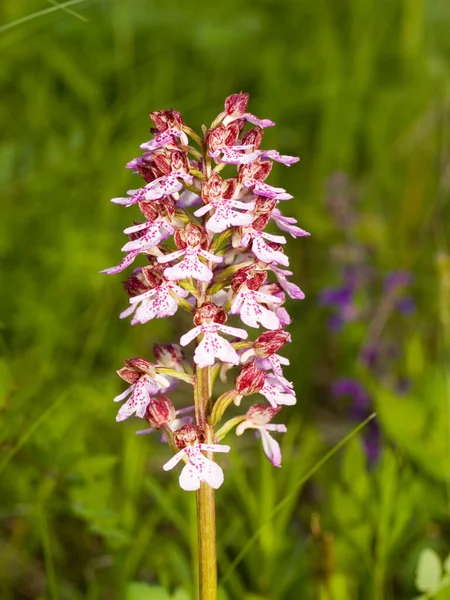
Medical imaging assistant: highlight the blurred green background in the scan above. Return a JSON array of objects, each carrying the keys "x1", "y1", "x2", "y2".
[{"x1": 1, "y1": 0, "x2": 450, "y2": 599}]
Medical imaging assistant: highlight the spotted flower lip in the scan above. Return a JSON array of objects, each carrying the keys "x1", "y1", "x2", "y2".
[
  {"x1": 158, "y1": 247, "x2": 223, "y2": 282},
  {"x1": 194, "y1": 196, "x2": 254, "y2": 233},
  {"x1": 260, "y1": 376, "x2": 296, "y2": 407},
  {"x1": 163, "y1": 442, "x2": 231, "y2": 491},
  {"x1": 120, "y1": 220, "x2": 174, "y2": 253},
  {"x1": 230, "y1": 285, "x2": 282, "y2": 330},
  {"x1": 180, "y1": 323, "x2": 248, "y2": 368},
  {"x1": 104, "y1": 93, "x2": 307, "y2": 491},
  {"x1": 242, "y1": 230, "x2": 289, "y2": 267},
  {"x1": 114, "y1": 371, "x2": 170, "y2": 422},
  {"x1": 120, "y1": 280, "x2": 189, "y2": 324}
]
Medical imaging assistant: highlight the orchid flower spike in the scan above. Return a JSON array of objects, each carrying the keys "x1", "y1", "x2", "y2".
[{"x1": 103, "y1": 93, "x2": 308, "y2": 490}]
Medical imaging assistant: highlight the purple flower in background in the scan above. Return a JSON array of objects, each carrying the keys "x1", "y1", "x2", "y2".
[
  {"x1": 397, "y1": 297, "x2": 416, "y2": 314},
  {"x1": 319, "y1": 284, "x2": 357, "y2": 331},
  {"x1": 384, "y1": 271, "x2": 416, "y2": 316},
  {"x1": 321, "y1": 174, "x2": 415, "y2": 464},
  {"x1": 331, "y1": 378, "x2": 371, "y2": 414},
  {"x1": 384, "y1": 270, "x2": 413, "y2": 292},
  {"x1": 319, "y1": 266, "x2": 369, "y2": 331}
]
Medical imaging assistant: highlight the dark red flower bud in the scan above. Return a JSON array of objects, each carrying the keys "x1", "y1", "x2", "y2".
[
  {"x1": 173, "y1": 227, "x2": 187, "y2": 250},
  {"x1": 224, "y1": 122, "x2": 241, "y2": 146},
  {"x1": 254, "y1": 330, "x2": 291, "y2": 357},
  {"x1": 231, "y1": 266, "x2": 253, "y2": 291},
  {"x1": 235, "y1": 360, "x2": 265, "y2": 395},
  {"x1": 173, "y1": 424, "x2": 205, "y2": 449},
  {"x1": 151, "y1": 148, "x2": 172, "y2": 175},
  {"x1": 193, "y1": 302, "x2": 227, "y2": 326},
  {"x1": 150, "y1": 109, "x2": 184, "y2": 132},
  {"x1": 240, "y1": 159, "x2": 272, "y2": 183},
  {"x1": 254, "y1": 196, "x2": 277, "y2": 214},
  {"x1": 253, "y1": 160, "x2": 273, "y2": 181},
  {"x1": 145, "y1": 395, "x2": 176, "y2": 428},
  {"x1": 242, "y1": 127, "x2": 263, "y2": 148},
  {"x1": 222, "y1": 177, "x2": 238, "y2": 200},
  {"x1": 252, "y1": 213, "x2": 272, "y2": 232},
  {"x1": 248, "y1": 271, "x2": 267, "y2": 290},
  {"x1": 224, "y1": 93, "x2": 249, "y2": 117}
]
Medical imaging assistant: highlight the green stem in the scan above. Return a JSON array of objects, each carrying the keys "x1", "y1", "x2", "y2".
[
  {"x1": 197, "y1": 483, "x2": 217, "y2": 600},
  {"x1": 194, "y1": 366, "x2": 217, "y2": 600}
]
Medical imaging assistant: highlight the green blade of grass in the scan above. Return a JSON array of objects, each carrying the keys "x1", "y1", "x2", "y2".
[
  {"x1": 0, "y1": 393, "x2": 66, "y2": 476},
  {"x1": 0, "y1": 0, "x2": 88, "y2": 33},
  {"x1": 221, "y1": 413, "x2": 377, "y2": 584},
  {"x1": 45, "y1": 0, "x2": 88, "y2": 22}
]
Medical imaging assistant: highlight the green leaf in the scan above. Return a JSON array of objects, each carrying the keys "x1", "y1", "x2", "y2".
[
  {"x1": 376, "y1": 369, "x2": 450, "y2": 483},
  {"x1": 172, "y1": 590, "x2": 190, "y2": 600},
  {"x1": 443, "y1": 553, "x2": 450, "y2": 574},
  {"x1": 125, "y1": 583, "x2": 192, "y2": 600},
  {"x1": 405, "y1": 335, "x2": 425, "y2": 377},
  {"x1": 416, "y1": 549, "x2": 442, "y2": 592},
  {"x1": 126, "y1": 583, "x2": 171, "y2": 600},
  {"x1": 319, "y1": 573, "x2": 352, "y2": 600}
]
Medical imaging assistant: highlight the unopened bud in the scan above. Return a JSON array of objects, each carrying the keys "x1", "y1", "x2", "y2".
[
  {"x1": 150, "y1": 109, "x2": 184, "y2": 132},
  {"x1": 235, "y1": 360, "x2": 265, "y2": 396},
  {"x1": 242, "y1": 127, "x2": 263, "y2": 148},
  {"x1": 145, "y1": 395, "x2": 176, "y2": 428},
  {"x1": 224, "y1": 93, "x2": 249, "y2": 117},
  {"x1": 254, "y1": 330, "x2": 291, "y2": 357}
]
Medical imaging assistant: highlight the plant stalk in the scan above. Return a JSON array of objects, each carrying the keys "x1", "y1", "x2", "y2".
[
  {"x1": 194, "y1": 365, "x2": 217, "y2": 600},
  {"x1": 197, "y1": 482, "x2": 217, "y2": 600}
]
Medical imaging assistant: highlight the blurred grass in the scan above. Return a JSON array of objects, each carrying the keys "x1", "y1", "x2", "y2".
[{"x1": 1, "y1": 0, "x2": 450, "y2": 599}]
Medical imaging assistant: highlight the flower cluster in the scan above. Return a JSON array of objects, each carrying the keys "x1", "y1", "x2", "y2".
[
  {"x1": 320, "y1": 173, "x2": 415, "y2": 462},
  {"x1": 103, "y1": 94, "x2": 307, "y2": 490}
]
